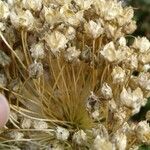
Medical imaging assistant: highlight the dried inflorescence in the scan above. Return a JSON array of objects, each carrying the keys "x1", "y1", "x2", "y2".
[{"x1": 0, "y1": 0, "x2": 150, "y2": 149}]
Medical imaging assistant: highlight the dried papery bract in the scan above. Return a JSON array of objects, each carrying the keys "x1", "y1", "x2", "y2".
[
  {"x1": 10, "y1": 10, "x2": 35, "y2": 30},
  {"x1": 44, "y1": 31, "x2": 68, "y2": 55},
  {"x1": 64, "y1": 46, "x2": 81, "y2": 62},
  {"x1": 111, "y1": 66, "x2": 126, "y2": 83},
  {"x1": 30, "y1": 42, "x2": 45, "y2": 60},
  {"x1": 132, "y1": 37, "x2": 150, "y2": 53},
  {"x1": 101, "y1": 83, "x2": 113, "y2": 99},
  {"x1": 72, "y1": 130, "x2": 87, "y2": 145},
  {"x1": 56, "y1": 126, "x2": 70, "y2": 141},
  {"x1": 120, "y1": 87, "x2": 146, "y2": 115},
  {"x1": 22, "y1": 0, "x2": 42, "y2": 12},
  {"x1": 0, "y1": 1, "x2": 9, "y2": 20},
  {"x1": 93, "y1": 135, "x2": 114, "y2": 150}
]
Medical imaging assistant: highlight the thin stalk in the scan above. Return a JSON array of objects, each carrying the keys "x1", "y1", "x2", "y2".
[
  {"x1": 92, "y1": 39, "x2": 96, "y2": 90},
  {"x1": 21, "y1": 30, "x2": 30, "y2": 66},
  {"x1": 0, "y1": 32, "x2": 26, "y2": 70}
]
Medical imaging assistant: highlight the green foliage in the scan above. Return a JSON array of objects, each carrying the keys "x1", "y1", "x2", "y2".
[
  {"x1": 129, "y1": 0, "x2": 150, "y2": 39},
  {"x1": 139, "y1": 145, "x2": 150, "y2": 150},
  {"x1": 132, "y1": 98, "x2": 150, "y2": 121}
]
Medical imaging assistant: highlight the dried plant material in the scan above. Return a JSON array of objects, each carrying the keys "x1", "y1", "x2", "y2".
[
  {"x1": 64, "y1": 46, "x2": 80, "y2": 62},
  {"x1": 0, "y1": 0, "x2": 9, "y2": 20},
  {"x1": 102, "y1": 1, "x2": 123, "y2": 21},
  {"x1": 76, "y1": 0, "x2": 93, "y2": 10},
  {"x1": 92, "y1": 124, "x2": 109, "y2": 139},
  {"x1": 101, "y1": 83, "x2": 113, "y2": 99},
  {"x1": 10, "y1": 110, "x2": 18, "y2": 122},
  {"x1": 0, "y1": 0, "x2": 149, "y2": 149},
  {"x1": 0, "y1": 22, "x2": 6, "y2": 31},
  {"x1": 84, "y1": 20, "x2": 104, "y2": 39},
  {"x1": 135, "y1": 121, "x2": 150, "y2": 144},
  {"x1": 8, "y1": 79, "x2": 22, "y2": 92},
  {"x1": 138, "y1": 53, "x2": 150, "y2": 64},
  {"x1": 56, "y1": 126, "x2": 70, "y2": 141},
  {"x1": 114, "y1": 108, "x2": 127, "y2": 125},
  {"x1": 44, "y1": 31, "x2": 68, "y2": 55},
  {"x1": 72, "y1": 130, "x2": 87, "y2": 145},
  {"x1": 100, "y1": 42, "x2": 117, "y2": 62},
  {"x1": 108, "y1": 99, "x2": 117, "y2": 113},
  {"x1": 111, "y1": 66, "x2": 126, "y2": 83},
  {"x1": 0, "y1": 50, "x2": 11, "y2": 67},
  {"x1": 124, "y1": 20, "x2": 137, "y2": 34},
  {"x1": 33, "y1": 120, "x2": 48, "y2": 130},
  {"x1": 118, "y1": 37, "x2": 127, "y2": 47},
  {"x1": 22, "y1": 0, "x2": 42, "y2": 11},
  {"x1": 129, "y1": 145, "x2": 139, "y2": 150},
  {"x1": 132, "y1": 37, "x2": 150, "y2": 53},
  {"x1": 28, "y1": 62, "x2": 43, "y2": 78},
  {"x1": 93, "y1": 135, "x2": 114, "y2": 150},
  {"x1": 65, "y1": 26, "x2": 76, "y2": 40},
  {"x1": 112, "y1": 130, "x2": 127, "y2": 150},
  {"x1": 9, "y1": 131, "x2": 24, "y2": 140},
  {"x1": 137, "y1": 73, "x2": 150, "y2": 90},
  {"x1": 42, "y1": 6, "x2": 62, "y2": 26},
  {"x1": 10, "y1": 10, "x2": 34, "y2": 30},
  {"x1": 91, "y1": 110, "x2": 100, "y2": 120},
  {"x1": 86, "y1": 92, "x2": 99, "y2": 113},
  {"x1": 117, "y1": 6, "x2": 134, "y2": 26},
  {"x1": 120, "y1": 87, "x2": 147, "y2": 114},
  {"x1": 30, "y1": 42, "x2": 45, "y2": 60},
  {"x1": 0, "y1": 73, "x2": 7, "y2": 87},
  {"x1": 60, "y1": 5, "x2": 84, "y2": 26},
  {"x1": 49, "y1": 142, "x2": 65, "y2": 150},
  {"x1": 21, "y1": 118, "x2": 32, "y2": 129}
]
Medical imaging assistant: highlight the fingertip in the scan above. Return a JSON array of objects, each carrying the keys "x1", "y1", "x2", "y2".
[{"x1": 0, "y1": 94, "x2": 10, "y2": 128}]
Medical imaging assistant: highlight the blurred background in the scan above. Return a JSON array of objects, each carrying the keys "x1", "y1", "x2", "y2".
[{"x1": 129, "y1": 0, "x2": 150, "y2": 39}]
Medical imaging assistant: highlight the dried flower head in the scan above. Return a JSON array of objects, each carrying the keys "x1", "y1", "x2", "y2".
[
  {"x1": 21, "y1": 118, "x2": 32, "y2": 129},
  {"x1": 135, "y1": 121, "x2": 150, "y2": 144},
  {"x1": 0, "y1": 0, "x2": 149, "y2": 149},
  {"x1": 10, "y1": 10, "x2": 34, "y2": 30},
  {"x1": 93, "y1": 135, "x2": 114, "y2": 150},
  {"x1": 45, "y1": 31, "x2": 68, "y2": 55},
  {"x1": 111, "y1": 66, "x2": 126, "y2": 83},
  {"x1": 85, "y1": 20, "x2": 104, "y2": 39},
  {"x1": 28, "y1": 62, "x2": 43, "y2": 78},
  {"x1": 30, "y1": 42, "x2": 45, "y2": 60},
  {"x1": 72, "y1": 130, "x2": 87, "y2": 145},
  {"x1": 0, "y1": 50, "x2": 11, "y2": 67},
  {"x1": 132, "y1": 37, "x2": 150, "y2": 53},
  {"x1": 64, "y1": 46, "x2": 81, "y2": 62},
  {"x1": 33, "y1": 120, "x2": 48, "y2": 130},
  {"x1": 0, "y1": 0, "x2": 9, "y2": 20},
  {"x1": 120, "y1": 87, "x2": 147, "y2": 114},
  {"x1": 112, "y1": 130, "x2": 127, "y2": 150},
  {"x1": 101, "y1": 83, "x2": 113, "y2": 99},
  {"x1": 22, "y1": 0, "x2": 42, "y2": 11},
  {"x1": 100, "y1": 42, "x2": 117, "y2": 62},
  {"x1": 56, "y1": 126, "x2": 70, "y2": 141}
]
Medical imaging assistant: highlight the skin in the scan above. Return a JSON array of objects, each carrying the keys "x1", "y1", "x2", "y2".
[{"x1": 0, "y1": 94, "x2": 10, "y2": 128}]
